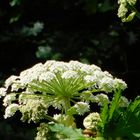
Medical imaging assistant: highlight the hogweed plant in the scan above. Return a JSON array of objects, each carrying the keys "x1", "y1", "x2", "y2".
[{"x1": 0, "y1": 60, "x2": 139, "y2": 140}]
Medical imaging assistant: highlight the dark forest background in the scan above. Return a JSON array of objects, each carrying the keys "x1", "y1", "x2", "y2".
[{"x1": 0, "y1": 0, "x2": 140, "y2": 139}]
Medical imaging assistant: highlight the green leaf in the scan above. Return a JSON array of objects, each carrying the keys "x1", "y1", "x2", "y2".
[
  {"x1": 108, "y1": 90, "x2": 121, "y2": 120},
  {"x1": 48, "y1": 123, "x2": 86, "y2": 140},
  {"x1": 99, "y1": 101, "x2": 109, "y2": 131},
  {"x1": 106, "y1": 96, "x2": 140, "y2": 139}
]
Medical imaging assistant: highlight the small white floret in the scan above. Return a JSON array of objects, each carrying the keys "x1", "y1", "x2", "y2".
[
  {"x1": 39, "y1": 71, "x2": 56, "y2": 82},
  {"x1": 73, "y1": 102, "x2": 90, "y2": 115},
  {"x1": 61, "y1": 70, "x2": 78, "y2": 79}
]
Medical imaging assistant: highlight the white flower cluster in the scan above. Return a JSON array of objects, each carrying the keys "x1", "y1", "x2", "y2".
[
  {"x1": 3, "y1": 93, "x2": 16, "y2": 106},
  {"x1": 48, "y1": 61, "x2": 69, "y2": 73},
  {"x1": 84, "y1": 75, "x2": 97, "y2": 83},
  {"x1": 61, "y1": 70, "x2": 78, "y2": 79},
  {"x1": 98, "y1": 76, "x2": 114, "y2": 92},
  {"x1": 2, "y1": 60, "x2": 127, "y2": 94},
  {"x1": 4, "y1": 103, "x2": 19, "y2": 119},
  {"x1": 39, "y1": 71, "x2": 56, "y2": 82},
  {"x1": 95, "y1": 93, "x2": 109, "y2": 106},
  {"x1": 83, "y1": 112, "x2": 101, "y2": 130},
  {"x1": 0, "y1": 88, "x2": 6, "y2": 97},
  {"x1": 113, "y1": 78, "x2": 127, "y2": 91},
  {"x1": 19, "y1": 99, "x2": 48, "y2": 123},
  {"x1": 5, "y1": 75, "x2": 18, "y2": 88},
  {"x1": 19, "y1": 63, "x2": 45, "y2": 84},
  {"x1": 1, "y1": 60, "x2": 127, "y2": 122},
  {"x1": 73, "y1": 102, "x2": 90, "y2": 115}
]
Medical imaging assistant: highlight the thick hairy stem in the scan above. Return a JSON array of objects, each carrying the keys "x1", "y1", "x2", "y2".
[{"x1": 63, "y1": 98, "x2": 71, "y2": 113}]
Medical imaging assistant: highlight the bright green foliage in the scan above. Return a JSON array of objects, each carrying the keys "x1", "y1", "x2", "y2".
[
  {"x1": 116, "y1": 96, "x2": 140, "y2": 139},
  {"x1": 98, "y1": 91, "x2": 140, "y2": 139},
  {"x1": 108, "y1": 90, "x2": 121, "y2": 120}
]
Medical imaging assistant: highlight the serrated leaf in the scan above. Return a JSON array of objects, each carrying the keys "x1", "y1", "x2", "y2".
[
  {"x1": 99, "y1": 101, "x2": 109, "y2": 129},
  {"x1": 108, "y1": 90, "x2": 121, "y2": 120},
  {"x1": 48, "y1": 123, "x2": 85, "y2": 140}
]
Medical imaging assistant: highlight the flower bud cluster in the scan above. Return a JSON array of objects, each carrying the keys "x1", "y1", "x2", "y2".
[
  {"x1": 119, "y1": 96, "x2": 130, "y2": 107},
  {"x1": 53, "y1": 114, "x2": 76, "y2": 127},
  {"x1": 117, "y1": 0, "x2": 137, "y2": 22},
  {"x1": 19, "y1": 99, "x2": 48, "y2": 123},
  {"x1": 35, "y1": 123, "x2": 49, "y2": 140},
  {"x1": 73, "y1": 102, "x2": 90, "y2": 115},
  {"x1": 83, "y1": 112, "x2": 101, "y2": 130}
]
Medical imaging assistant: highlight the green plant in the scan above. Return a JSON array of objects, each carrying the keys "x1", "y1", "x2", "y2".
[
  {"x1": 0, "y1": 60, "x2": 129, "y2": 139},
  {"x1": 96, "y1": 92, "x2": 140, "y2": 139}
]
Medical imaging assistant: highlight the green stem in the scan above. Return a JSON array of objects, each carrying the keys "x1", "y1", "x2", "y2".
[
  {"x1": 45, "y1": 115, "x2": 58, "y2": 123},
  {"x1": 70, "y1": 98, "x2": 77, "y2": 104},
  {"x1": 63, "y1": 98, "x2": 71, "y2": 113}
]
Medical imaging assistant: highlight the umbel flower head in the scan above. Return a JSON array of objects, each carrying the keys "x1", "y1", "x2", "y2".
[{"x1": 0, "y1": 60, "x2": 127, "y2": 123}]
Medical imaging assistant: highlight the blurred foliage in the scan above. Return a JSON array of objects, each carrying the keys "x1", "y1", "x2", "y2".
[
  {"x1": 21, "y1": 21, "x2": 44, "y2": 36},
  {"x1": 0, "y1": 0, "x2": 140, "y2": 139},
  {"x1": 10, "y1": 0, "x2": 22, "y2": 7}
]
